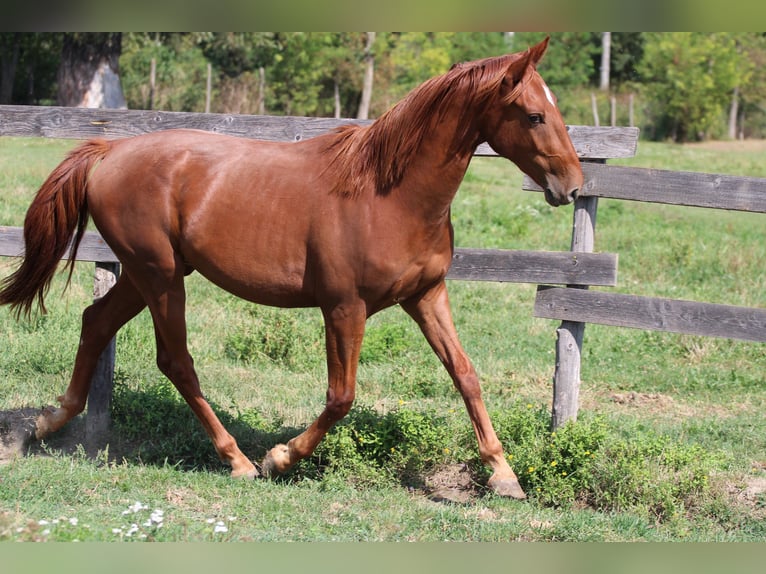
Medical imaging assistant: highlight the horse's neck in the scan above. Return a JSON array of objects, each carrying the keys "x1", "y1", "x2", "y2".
[{"x1": 394, "y1": 113, "x2": 478, "y2": 223}]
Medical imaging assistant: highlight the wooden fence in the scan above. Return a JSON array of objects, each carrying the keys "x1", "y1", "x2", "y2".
[{"x1": 1, "y1": 104, "x2": 764, "y2": 440}]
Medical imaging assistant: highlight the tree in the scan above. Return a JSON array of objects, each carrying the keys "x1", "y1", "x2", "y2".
[
  {"x1": 727, "y1": 33, "x2": 766, "y2": 139},
  {"x1": 639, "y1": 33, "x2": 751, "y2": 141},
  {"x1": 0, "y1": 33, "x2": 61, "y2": 105},
  {"x1": 357, "y1": 32, "x2": 376, "y2": 120},
  {"x1": 511, "y1": 32, "x2": 597, "y2": 90},
  {"x1": 57, "y1": 33, "x2": 126, "y2": 109},
  {"x1": 599, "y1": 32, "x2": 611, "y2": 91},
  {"x1": 0, "y1": 33, "x2": 21, "y2": 104}
]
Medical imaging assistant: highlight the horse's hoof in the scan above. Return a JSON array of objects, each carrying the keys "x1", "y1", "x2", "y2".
[
  {"x1": 487, "y1": 476, "x2": 527, "y2": 500},
  {"x1": 34, "y1": 405, "x2": 57, "y2": 440},
  {"x1": 261, "y1": 444, "x2": 290, "y2": 478}
]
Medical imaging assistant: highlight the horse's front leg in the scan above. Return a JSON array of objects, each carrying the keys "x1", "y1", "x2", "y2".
[
  {"x1": 401, "y1": 280, "x2": 526, "y2": 499},
  {"x1": 261, "y1": 300, "x2": 366, "y2": 476}
]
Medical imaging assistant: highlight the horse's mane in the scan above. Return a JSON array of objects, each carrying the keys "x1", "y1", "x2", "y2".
[{"x1": 322, "y1": 52, "x2": 527, "y2": 198}]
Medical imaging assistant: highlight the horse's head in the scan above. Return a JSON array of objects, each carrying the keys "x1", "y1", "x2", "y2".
[{"x1": 479, "y1": 38, "x2": 583, "y2": 207}]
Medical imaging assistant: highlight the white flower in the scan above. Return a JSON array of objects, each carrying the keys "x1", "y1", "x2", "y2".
[
  {"x1": 38, "y1": 520, "x2": 49, "y2": 526},
  {"x1": 150, "y1": 509, "x2": 164, "y2": 523},
  {"x1": 123, "y1": 501, "x2": 149, "y2": 515},
  {"x1": 213, "y1": 521, "x2": 228, "y2": 534},
  {"x1": 112, "y1": 528, "x2": 123, "y2": 534},
  {"x1": 68, "y1": 517, "x2": 79, "y2": 526}
]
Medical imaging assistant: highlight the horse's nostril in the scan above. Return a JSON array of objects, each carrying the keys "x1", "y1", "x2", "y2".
[{"x1": 570, "y1": 188, "x2": 579, "y2": 202}]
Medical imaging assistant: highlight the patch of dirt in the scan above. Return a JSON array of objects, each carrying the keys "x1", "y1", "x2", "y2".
[
  {"x1": 609, "y1": 391, "x2": 676, "y2": 410},
  {"x1": 0, "y1": 408, "x2": 40, "y2": 463},
  {"x1": 727, "y1": 461, "x2": 766, "y2": 516},
  {"x1": 422, "y1": 463, "x2": 482, "y2": 504},
  {"x1": 0, "y1": 407, "x2": 99, "y2": 464}
]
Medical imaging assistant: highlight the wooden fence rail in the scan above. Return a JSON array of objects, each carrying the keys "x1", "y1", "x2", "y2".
[
  {"x1": 4, "y1": 104, "x2": 762, "y2": 439},
  {"x1": 522, "y1": 151, "x2": 766, "y2": 426}
]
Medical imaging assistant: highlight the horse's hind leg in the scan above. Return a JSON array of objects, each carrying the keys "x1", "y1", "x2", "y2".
[
  {"x1": 134, "y1": 260, "x2": 257, "y2": 479},
  {"x1": 36, "y1": 273, "x2": 147, "y2": 439}
]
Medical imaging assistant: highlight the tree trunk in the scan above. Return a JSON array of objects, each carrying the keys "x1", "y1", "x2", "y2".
[
  {"x1": 57, "y1": 33, "x2": 126, "y2": 109},
  {"x1": 334, "y1": 79, "x2": 341, "y2": 119},
  {"x1": 599, "y1": 32, "x2": 611, "y2": 91},
  {"x1": 0, "y1": 33, "x2": 21, "y2": 104},
  {"x1": 728, "y1": 86, "x2": 739, "y2": 140},
  {"x1": 357, "y1": 32, "x2": 375, "y2": 120},
  {"x1": 258, "y1": 66, "x2": 266, "y2": 115}
]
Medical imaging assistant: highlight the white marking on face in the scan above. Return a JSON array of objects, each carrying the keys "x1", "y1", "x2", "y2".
[{"x1": 542, "y1": 82, "x2": 556, "y2": 107}]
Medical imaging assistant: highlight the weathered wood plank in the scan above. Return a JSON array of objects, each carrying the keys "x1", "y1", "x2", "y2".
[
  {"x1": 0, "y1": 226, "x2": 23, "y2": 258},
  {"x1": 534, "y1": 286, "x2": 766, "y2": 342},
  {"x1": 2, "y1": 226, "x2": 618, "y2": 287},
  {"x1": 523, "y1": 163, "x2": 766, "y2": 213},
  {"x1": 0, "y1": 104, "x2": 365, "y2": 143},
  {"x1": 0, "y1": 226, "x2": 120, "y2": 263},
  {"x1": 564, "y1": 126, "x2": 638, "y2": 159},
  {"x1": 550, "y1": 193, "x2": 600, "y2": 429},
  {"x1": 0, "y1": 105, "x2": 639, "y2": 160},
  {"x1": 448, "y1": 248, "x2": 618, "y2": 286}
]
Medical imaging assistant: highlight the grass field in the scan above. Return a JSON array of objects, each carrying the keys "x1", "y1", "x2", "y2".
[{"x1": 0, "y1": 135, "x2": 764, "y2": 542}]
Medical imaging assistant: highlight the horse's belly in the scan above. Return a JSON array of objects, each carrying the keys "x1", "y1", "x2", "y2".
[{"x1": 196, "y1": 263, "x2": 315, "y2": 308}]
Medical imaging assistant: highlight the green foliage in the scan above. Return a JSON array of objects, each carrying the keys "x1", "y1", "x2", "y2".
[
  {"x1": 587, "y1": 435, "x2": 719, "y2": 520},
  {"x1": 5, "y1": 32, "x2": 766, "y2": 141},
  {"x1": 639, "y1": 33, "x2": 751, "y2": 141},
  {"x1": 223, "y1": 304, "x2": 323, "y2": 371},
  {"x1": 120, "y1": 33, "x2": 210, "y2": 112},
  {"x1": 491, "y1": 403, "x2": 725, "y2": 519},
  {"x1": 0, "y1": 33, "x2": 61, "y2": 105},
  {"x1": 314, "y1": 404, "x2": 460, "y2": 486},
  {"x1": 359, "y1": 323, "x2": 416, "y2": 364},
  {"x1": 512, "y1": 32, "x2": 599, "y2": 89}
]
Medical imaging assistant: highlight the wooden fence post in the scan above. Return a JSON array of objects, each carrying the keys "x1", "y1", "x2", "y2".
[
  {"x1": 551, "y1": 173, "x2": 600, "y2": 430},
  {"x1": 85, "y1": 260, "x2": 120, "y2": 450}
]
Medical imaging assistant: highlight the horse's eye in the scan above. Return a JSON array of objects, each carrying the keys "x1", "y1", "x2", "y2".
[{"x1": 528, "y1": 113, "x2": 545, "y2": 125}]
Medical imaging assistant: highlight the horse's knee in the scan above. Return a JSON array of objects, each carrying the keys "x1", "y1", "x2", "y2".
[
  {"x1": 326, "y1": 389, "x2": 354, "y2": 420},
  {"x1": 156, "y1": 349, "x2": 197, "y2": 390},
  {"x1": 452, "y1": 373, "x2": 482, "y2": 401}
]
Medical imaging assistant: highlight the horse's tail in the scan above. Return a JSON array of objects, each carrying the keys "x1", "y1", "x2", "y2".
[{"x1": 0, "y1": 138, "x2": 112, "y2": 318}]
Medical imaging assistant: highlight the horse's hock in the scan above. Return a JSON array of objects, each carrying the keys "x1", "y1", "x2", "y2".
[{"x1": 1, "y1": 105, "x2": 765, "y2": 445}]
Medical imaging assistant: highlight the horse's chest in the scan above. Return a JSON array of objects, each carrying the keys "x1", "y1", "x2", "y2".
[{"x1": 363, "y1": 243, "x2": 452, "y2": 308}]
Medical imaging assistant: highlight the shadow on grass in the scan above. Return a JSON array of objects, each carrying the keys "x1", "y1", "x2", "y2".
[
  {"x1": 12, "y1": 383, "x2": 304, "y2": 481},
  {"x1": 11, "y1": 380, "x2": 487, "y2": 501}
]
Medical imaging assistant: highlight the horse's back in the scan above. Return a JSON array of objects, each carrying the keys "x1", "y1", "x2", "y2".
[{"x1": 85, "y1": 129, "x2": 354, "y2": 306}]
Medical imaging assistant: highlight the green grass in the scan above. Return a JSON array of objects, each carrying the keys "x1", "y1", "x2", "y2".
[{"x1": 1, "y1": 136, "x2": 765, "y2": 541}]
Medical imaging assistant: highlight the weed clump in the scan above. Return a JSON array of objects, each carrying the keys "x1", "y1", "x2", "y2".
[{"x1": 491, "y1": 402, "x2": 726, "y2": 520}]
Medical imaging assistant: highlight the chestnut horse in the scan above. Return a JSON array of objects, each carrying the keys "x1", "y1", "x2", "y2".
[{"x1": 0, "y1": 38, "x2": 582, "y2": 498}]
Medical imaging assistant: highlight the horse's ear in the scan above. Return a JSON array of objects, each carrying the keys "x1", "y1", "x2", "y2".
[
  {"x1": 500, "y1": 48, "x2": 534, "y2": 104},
  {"x1": 500, "y1": 36, "x2": 549, "y2": 104},
  {"x1": 528, "y1": 36, "x2": 549, "y2": 67}
]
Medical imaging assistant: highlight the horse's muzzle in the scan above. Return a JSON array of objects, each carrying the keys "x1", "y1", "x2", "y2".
[{"x1": 544, "y1": 186, "x2": 579, "y2": 207}]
